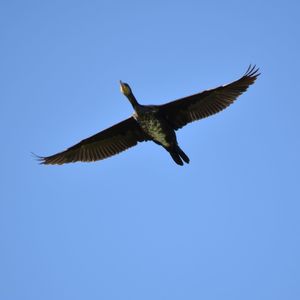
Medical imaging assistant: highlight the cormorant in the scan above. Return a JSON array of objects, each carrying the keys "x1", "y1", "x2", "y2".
[{"x1": 37, "y1": 65, "x2": 259, "y2": 166}]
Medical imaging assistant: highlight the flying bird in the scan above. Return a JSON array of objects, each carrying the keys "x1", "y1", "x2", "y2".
[{"x1": 38, "y1": 65, "x2": 260, "y2": 166}]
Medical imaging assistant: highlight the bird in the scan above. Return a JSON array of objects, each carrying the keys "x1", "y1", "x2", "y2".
[{"x1": 37, "y1": 65, "x2": 260, "y2": 166}]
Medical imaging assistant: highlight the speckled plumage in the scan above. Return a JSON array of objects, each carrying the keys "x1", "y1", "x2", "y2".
[{"x1": 133, "y1": 109, "x2": 173, "y2": 147}]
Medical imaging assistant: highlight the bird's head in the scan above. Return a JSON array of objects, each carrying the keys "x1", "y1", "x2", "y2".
[{"x1": 120, "y1": 81, "x2": 133, "y2": 96}]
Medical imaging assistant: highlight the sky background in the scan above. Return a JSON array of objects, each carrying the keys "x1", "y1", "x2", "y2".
[{"x1": 1, "y1": 1, "x2": 300, "y2": 299}]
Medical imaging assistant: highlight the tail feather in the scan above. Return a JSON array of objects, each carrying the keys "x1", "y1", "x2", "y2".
[
  {"x1": 168, "y1": 146, "x2": 189, "y2": 166},
  {"x1": 169, "y1": 151, "x2": 184, "y2": 166},
  {"x1": 177, "y1": 146, "x2": 190, "y2": 164}
]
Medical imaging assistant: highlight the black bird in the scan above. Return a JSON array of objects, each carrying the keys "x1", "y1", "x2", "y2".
[{"x1": 38, "y1": 65, "x2": 259, "y2": 166}]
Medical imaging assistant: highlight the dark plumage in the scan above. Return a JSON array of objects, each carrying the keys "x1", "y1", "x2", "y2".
[{"x1": 37, "y1": 65, "x2": 260, "y2": 166}]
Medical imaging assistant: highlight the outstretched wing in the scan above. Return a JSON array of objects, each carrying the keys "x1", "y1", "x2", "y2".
[
  {"x1": 38, "y1": 117, "x2": 148, "y2": 165},
  {"x1": 160, "y1": 65, "x2": 260, "y2": 130}
]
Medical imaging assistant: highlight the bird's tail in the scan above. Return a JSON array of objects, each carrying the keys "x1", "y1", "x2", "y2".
[
  {"x1": 177, "y1": 146, "x2": 190, "y2": 164},
  {"x1": 168, "y1": 146, "x2": 190, "y2": 166}
]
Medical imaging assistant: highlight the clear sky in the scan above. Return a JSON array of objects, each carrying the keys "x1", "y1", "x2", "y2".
[{"x1": 1, "y1": 1, "x2": 300, "y2": 299}]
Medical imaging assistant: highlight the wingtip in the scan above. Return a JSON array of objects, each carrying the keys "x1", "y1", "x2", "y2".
[
  {"x1": 244, "y1": 64, "x2": 261, "y2": 78},
  {"x1": 31, "y1": 152, "x2": 46, "y2": 165}
]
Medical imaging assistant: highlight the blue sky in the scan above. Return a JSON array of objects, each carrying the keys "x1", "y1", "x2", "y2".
[{"x1": 1, "y1": 1, "x2": 300, "y2": 299}]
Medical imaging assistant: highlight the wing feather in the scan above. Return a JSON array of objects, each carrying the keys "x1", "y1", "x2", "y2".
[
  {"x1": 37, "y1": 117, "x2": 148, "y2": 165},
  {"x1": 160, "y1": 65, "x2": 260, "y2": 130}
]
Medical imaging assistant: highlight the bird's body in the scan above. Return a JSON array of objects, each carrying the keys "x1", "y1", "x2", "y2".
[
  {"x1": 132, "y1": 105, "x2": 189, "y2": 165},
  {"x1": 133, "y1": 105, "x2": 173, "y2": 147},
  {"x1": 37, "y1": 65, "x2": 260, "y2": 166}
]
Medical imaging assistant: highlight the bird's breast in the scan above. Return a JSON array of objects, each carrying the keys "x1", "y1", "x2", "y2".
[{"x1": 135, "y1": 114, "x2": 172, "y2": 147}]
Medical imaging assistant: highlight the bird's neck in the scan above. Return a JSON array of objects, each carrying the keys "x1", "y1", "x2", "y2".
[{"x1": 127, "y1": 93, "x2": 140, "y2": 109}]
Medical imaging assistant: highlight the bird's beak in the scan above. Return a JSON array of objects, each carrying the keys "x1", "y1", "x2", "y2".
[{"x1": 120, "y1": 80, "x2": 125, "y2": 94}]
